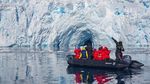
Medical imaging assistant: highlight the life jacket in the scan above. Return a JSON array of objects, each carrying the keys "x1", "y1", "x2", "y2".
[
  {"x1": 74, "y1": 48, "x2": 81, "y2": 59},
  {"x1": 80, "y1": 47, "x2": 88, "y2": 59}
]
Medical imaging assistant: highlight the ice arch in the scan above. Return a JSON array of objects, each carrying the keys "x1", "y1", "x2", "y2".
[{"x1": 53, "y1": 23, "x2": 115, "y2": 50}]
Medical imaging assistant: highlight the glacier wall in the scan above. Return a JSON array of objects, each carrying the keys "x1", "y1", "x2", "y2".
[{"x1": 0, "y1": 0, "x2": 150, "y2": 49}]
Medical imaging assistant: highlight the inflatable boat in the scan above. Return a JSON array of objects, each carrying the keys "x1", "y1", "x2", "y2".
[{"x1": 67, "y1": 55, "x2": 144, "y2": 69}]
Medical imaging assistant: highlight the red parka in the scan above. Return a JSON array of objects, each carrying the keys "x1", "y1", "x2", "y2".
[
  {"x1": 74, "y1": 48, "x2": 81, "y2": 59},
  {"x1": 93, "y1": 47, "x2": 110, "y2": 61},
  {"x1": 102, "y1": 47, "x2": 110, "y2": 60},
  {"x1": 93, "y1": 49, "x2": 103, "y2": 61}
]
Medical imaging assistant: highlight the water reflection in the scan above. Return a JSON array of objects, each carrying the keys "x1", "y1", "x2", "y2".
[
  {"x1": 67, "y1": 66, "x2": 142, "y2": 84},
  {"x1": 0, "y1": 49, "x2": 149, "y2": 84},
  {"x1": 0, "y1": 51, "x2": 59, "y2": 84}
]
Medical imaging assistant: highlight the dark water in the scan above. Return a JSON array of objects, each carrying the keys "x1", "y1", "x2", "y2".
[{"x1": 0, "y1": 48, "x2": 150, "y2": 84}]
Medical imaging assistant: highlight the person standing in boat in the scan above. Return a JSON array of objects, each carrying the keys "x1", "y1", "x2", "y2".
[
  {"x1": 80, "y1": 46, "x2": 89, "y2": 59},
  {"x1": 85, "y1": 44, "x2": 93, "y2": 60},
  {"x1": 112, "y1": 37, "x2": 124, "y2": 61}
]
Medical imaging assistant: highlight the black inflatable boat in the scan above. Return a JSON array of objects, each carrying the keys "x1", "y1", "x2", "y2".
[{"x1": 67, "y1": 55, "x2": 144, "y2": 69}]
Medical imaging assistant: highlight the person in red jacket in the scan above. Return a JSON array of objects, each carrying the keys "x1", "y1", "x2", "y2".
[
  {"x1": 93, "y1": 46, "x2": 111, "y2": 61},
  {"x1": 102, "y1": 46, "x2": 111, "y2": 60},
  {"x1": 98, "y1": 46, "x2": 104, "y2": 60},
  {"x1": 93, "y1": 48, "x2": 103, "y2": 61},
  {"x1": 94, "y1": 46, "x2": 111, "y2": 61},
  {"x1": 74, "y1": 48, "x2": 81, "y2": 59}
]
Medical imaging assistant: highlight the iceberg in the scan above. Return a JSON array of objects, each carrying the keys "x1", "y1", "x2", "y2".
[{"x1": 0, "y1": 0, "x2": 150, "y2": 50}]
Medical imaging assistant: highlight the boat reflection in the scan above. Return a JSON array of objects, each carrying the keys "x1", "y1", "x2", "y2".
[{"x1": 66, "y1": 66, "x2": 142, "y2": 84}]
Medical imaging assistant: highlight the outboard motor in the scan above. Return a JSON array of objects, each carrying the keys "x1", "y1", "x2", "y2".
[{"x1": 122, "y1": 55, "x2": 132, "y2": 65}]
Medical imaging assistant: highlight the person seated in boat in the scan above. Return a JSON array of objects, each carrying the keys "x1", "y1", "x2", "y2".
[
  {"x1": 112, "y1": 37, "x2": 124, "y2": 61},
  {"x1": 93, "y1": 46, "x2": 110, "y2": 61},
  {"x1": 80, "y1": 46, "x2": 89, "y2": 59},
  {"x1": 93, "y1": 49, "x2": 100, "y2": 60},
  {"x1": 93, "y1": 48, "x2": 103, "y2": 61},
  {"x1": 74, "y1": 47, "x2": 81, "y2": 59},
  {"x1": 102, "y1": 46, "x2": 111, "y2": 60},
  {"x1": 98, "y1": 46, "x2": 110, "y2": 61}
]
